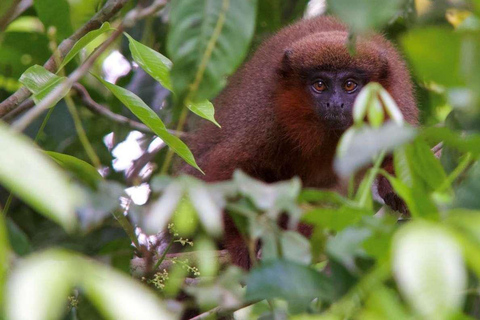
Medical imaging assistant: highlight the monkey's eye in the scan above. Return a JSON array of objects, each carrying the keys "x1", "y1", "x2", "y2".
[
  {"x1": 312, "y1": 81, "x2": 327, "y2": 93},
  {"x1": 343, "y1": 80, "x2": 358, "y2": 92}
]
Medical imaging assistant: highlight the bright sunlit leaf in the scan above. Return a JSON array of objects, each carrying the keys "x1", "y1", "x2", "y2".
[
  {"x1": 0, "y1": 122, "x2": 77, "y2": 231},
  {"x1": 19, "y1": 65, "x2": 71, "y2": 107},
  {"x1": 393, "y1": 223, "x2": 466, "y2": 319}
]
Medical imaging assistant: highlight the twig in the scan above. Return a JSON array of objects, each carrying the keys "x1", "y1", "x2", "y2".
[
  {"x1": 131, "y1": 250, "x2": 230, "y2": 277},
  {"x1": 123, "y1": 0, "x2": 168, "y2": 26},
  {"x1": 72, "y1": 83, "x2": 153, "y2": 134},
  {"x1": 188, "y1": 301, "x2": 257, "y2": 320},
  {"x1": 0, "y1": 0, "x2": 22, "y2": 31},
  {"x1": 0, "y1": 0, "x2": 129, "y2": 117},
  {"x1": 4, "y1": 83, "x2": 186, "y2": 138},
  {"x1": 12, "y1": 27, "x2": 124, "y2": 131}
]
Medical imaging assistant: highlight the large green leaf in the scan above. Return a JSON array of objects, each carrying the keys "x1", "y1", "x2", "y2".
[
  {"x1": 167, "y1": 0, "x2": 257, "y2": 101},
  {"x1": 0, "y1": 121, "x2": 77, "y2": 231},
  {"x1": 19, "y1": 65, "x2": 71, "y2": 107},
  {"x1": 59, "y1": 22, "x2": 112, "y2": 71},
  {"x1": 303, "y1": 206, "x2": 371, "y2": 232},
  {"x1": 401, "y1": 28, "x2": 463, "y2": 87},
  {"x1": 46, "y1": 151, "x2": 102, "y2": 188},
  {"x1": 124, "y1": 33, "x2": 173, "y2": 91},
  {"x1": 34, "y1": 0, "x2": 74, "y2": 41},
  {"x1": 407, "y1": 139, "x2": 448, "y2": 191},
  {"x1": 335, "y1": 122, "x2": 417, "y2": 177},
  {"x1": 245, "y1": 260, "x2": 333, "y2": 306},
  {"x1": 6, "y1": 250, "x2": 176, "y2": 320},
  {"x1": 6, "y1": 250, "x2": 77, "y2": 320},
  {"x1": 95, "y1": 76, "x2": 202, "y2": 172},
  {"x1": 328, "y1": 0, "x2": 404, "y2": 31},
  {"x1": 393, "y1": 223, "x2": 466, "y2": 319}
]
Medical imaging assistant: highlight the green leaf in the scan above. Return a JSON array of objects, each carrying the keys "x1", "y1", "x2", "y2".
[
  {"x1": 46, "y1": 151, "x2": 102, "y2": 188},
  {"x1": 124, "y1": 32, "x2": 173, "y2": 91},
  {"x1": 401, "y1": 28, "x2": 463, "y2": 87},
  {"x1": 6, "y1": 219, "x2": 31, "y2": 256},
  {"x1": 82, "y1": 259, "x2": 176, "y2": 320},
  {"x1": 6, "y1": 250, "x2": 78, "y2": 320},
  {"x1": 245, "y1": 260, "x2": 333, "y2": 305},
  {"x1": 94, "y1": 75, "x2": 202, "y2": 172},
  {"x1": 34, "y1": 0, "x2": 74, "y2": 41},
  {"x1": 408, "y1": 139, "x2": 448, "y2": 191},
  {"x1": 303, "y1": 206, "x2": 371, "y2": 232},
  {"x1": 393, "y1": 222, "x2": 467, "y2": 319},
  {"x1": 280, "y1": 231, "x2": 312, "y2": 265},
  {"x1": 187, "y1": 177, "x2": 223, "y2": 237},
  {"x1": 143, "y1": 181, "x2": 184, "y2": 234},
  {"x1": 326, "y1": 227, "x2": 371, "y2": 271},
  {"x1": 0, "y1": 121, "x2": 77, "y2": 232},
  {"x1": 186, "y1": 99, "x2": 220, "y2": 127},
  {"x1": 19, "y1": 65, "x2": 71, "y2": 107},
  {"x1": 6, "y1": 250, "x2": 175, "y2": 320},
  {"x1": 422, "y1": 127, "x2": 480, "y2": 157},
  {"x1": 59, "y1": 22, "x2": 112, "y2": 71},
  {"x1": 335, "y1": 122, "x2": 416, "y2": 177},
  {"x1": 167, "y1": 0, "x2": 257, "y2": 101},
  {"x1": 328, "y1": 0, "x2": 404, "y2": 31}
]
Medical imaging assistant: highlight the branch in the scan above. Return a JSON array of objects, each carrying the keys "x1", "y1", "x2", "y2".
[
  {"x1": 0, "y1": 0, "x2": 33, "y2": 31},
  {"x1": 12, "y1": 27, "x2": 125, "y2": 131},
  {"x1": 130, "y1": 250, "x2": 230, "y2": 277},
  {"x1": 0, "y1": 0, "x2": 130, "y2": 118},
  {"x1": 72, "y1": 83, "x2": 154, "y2": 134},
  {"x1": 188, "y1": 301, "x2": 257, "y2": 320}
]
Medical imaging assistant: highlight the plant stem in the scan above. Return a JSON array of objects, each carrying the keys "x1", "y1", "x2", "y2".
[
  {"x1": 113, "y1": 208, "x2": 140, "y2": 249},
  {"x1": 64, "y1": 94, "x2": 101, "y2": 168},
  {"x1": 152, "y1": 237, "x2": 174, "y2": 272},
  {"x1": 160, "y1": 105, "x2": 189, "y2": 174}
]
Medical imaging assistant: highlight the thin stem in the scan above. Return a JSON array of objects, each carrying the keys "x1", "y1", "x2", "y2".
[
  {"x1": 152, "y1": 237, "x2": 174, "y2": 272},
  {"x1": 113, "y1": 207, "x2": 140, "y2": 249},
  {"x1": 2, "y1": 194, "x2": 13, "y2": 217},
  {"x1": 357, "y1": 150, "x2": 386, "y2": 208},
  {"x1": 34, "y1": 107, "x2": 55, "y2": 143},
  {"x1": 64, "y1": 93, "x2": 101, "y2": 168},
  {"x1": 160, "y1": 105, "x2": 189, "y2": 174},
  {"x1": 437, "y1": 152, "x2": 473, "y2": 192}
]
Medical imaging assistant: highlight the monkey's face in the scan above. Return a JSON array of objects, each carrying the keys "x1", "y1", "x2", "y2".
[{"x1": 308, "y1": 70, "x2": 367, "y2": 130}]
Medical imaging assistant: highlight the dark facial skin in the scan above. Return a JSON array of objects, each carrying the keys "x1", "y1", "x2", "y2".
[{"x1": 307, "y1": 70, "x2": 368, "y2": 130}]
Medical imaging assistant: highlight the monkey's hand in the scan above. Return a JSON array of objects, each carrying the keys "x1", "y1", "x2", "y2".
[{"x1": 376, "y1": 175, "x2": 409, "y2": 215}]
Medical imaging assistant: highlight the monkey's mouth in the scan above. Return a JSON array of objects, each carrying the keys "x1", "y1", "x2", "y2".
[{"x1": 323, "y1": 114, "x2": 352, "y2": 130}]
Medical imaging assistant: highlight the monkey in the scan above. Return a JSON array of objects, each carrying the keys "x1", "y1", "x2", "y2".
[{"x1": 180, "y1": 16, "x2": 418, "y2": 268}]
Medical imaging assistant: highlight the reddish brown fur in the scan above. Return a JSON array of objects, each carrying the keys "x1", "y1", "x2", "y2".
[{"x1": 180, "y1": 16, "x2": 418, "y2": 268}]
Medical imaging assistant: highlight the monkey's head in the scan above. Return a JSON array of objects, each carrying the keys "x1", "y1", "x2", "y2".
[{"x1": 276, "y1": 31, "x2": 395, "y2": 150}]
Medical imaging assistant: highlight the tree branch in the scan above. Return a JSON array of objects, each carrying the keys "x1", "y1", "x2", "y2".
[
  {"x1": 0, "y1": 0, "x2": 129, "y2": 118},
  {"x1": 130, "y1": 250, "x2": 230, "y2": 277},
  {"x1": 0, "y1": 0, "x2": 33, "y2": 31},
  {"x1": 72, "y1": 83, "x2": 154, "y2": 134},
  {"x1": 12, "y1": 27, "x2": 125, "y2": 131}
]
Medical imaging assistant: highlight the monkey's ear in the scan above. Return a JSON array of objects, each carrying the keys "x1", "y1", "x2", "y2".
[
  {"x1": 279, "y1": 48, "x2": 294, "y2": 77},
  {"x1": 378, "y1": 50, "x2": 390, "y2": 81}
]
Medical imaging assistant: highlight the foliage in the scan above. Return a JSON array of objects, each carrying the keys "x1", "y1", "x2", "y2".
[{"x1": 1, "y1": 0, "x2": 480, "y2": 319}]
